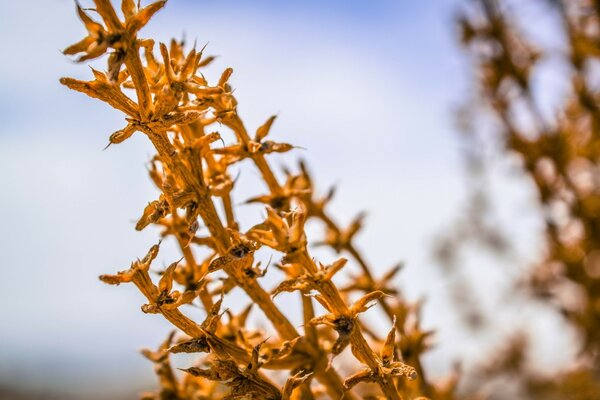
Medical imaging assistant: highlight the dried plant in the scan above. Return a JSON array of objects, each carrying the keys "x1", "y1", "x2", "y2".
[
  {"x1": 456, "y1": 0, "x2": 600, "y2": 398},
  {"x1": 59, "y1": 1, "x2": 456, "y2": 399}
]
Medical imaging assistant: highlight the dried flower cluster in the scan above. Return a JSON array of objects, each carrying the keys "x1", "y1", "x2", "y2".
[
  {"x1": 60, "y1": 1, "x2": 457, "y2": 399},
  {"x1": 457, "y1": 0, "x2": 600, "y2": 397}
]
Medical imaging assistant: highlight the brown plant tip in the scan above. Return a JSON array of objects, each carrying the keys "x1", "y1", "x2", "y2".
[{"x1": 61, "y1": 1, "x2": 438, "y2": 399}]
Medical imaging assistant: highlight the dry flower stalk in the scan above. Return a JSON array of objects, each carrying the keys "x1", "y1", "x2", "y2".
[
  {"x1": 60, "y1": 1, "x2": 452, "y2": 399},
  {"x1": 457, "y1": 0, "x2": 600, "y2": 397}
]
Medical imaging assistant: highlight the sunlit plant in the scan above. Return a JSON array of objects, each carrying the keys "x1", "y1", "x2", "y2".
[{"x1": 60, "y1": 1, "x2": 448, "y2": 399}]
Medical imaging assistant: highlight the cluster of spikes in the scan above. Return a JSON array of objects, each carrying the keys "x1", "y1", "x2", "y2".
[{"x1": 60, "y1": 1, "x2": 458, "y2": 399}]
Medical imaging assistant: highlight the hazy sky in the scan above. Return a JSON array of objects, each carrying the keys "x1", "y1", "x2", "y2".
[{"x1": 0, "y1": 0, "x2": 557, "y2": 396}]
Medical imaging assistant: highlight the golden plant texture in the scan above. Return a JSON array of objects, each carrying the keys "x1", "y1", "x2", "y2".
[
  {"x1": 456, "y1": 0, "x2": 600, "y2": 398},
  {"x1": 61, "y1": 0, "x2": 600, "y2": 399},
  {"x1": 60, "y1": 1, "x2": 443, "y2": 399}
]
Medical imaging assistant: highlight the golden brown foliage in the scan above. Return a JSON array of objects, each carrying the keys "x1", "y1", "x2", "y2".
[
  {"x1": 60, "y1": 1, "x2": 453, "y2": 399},
  {"x1": 457, "y1": 0, "x2": 600, "y2": 398}
]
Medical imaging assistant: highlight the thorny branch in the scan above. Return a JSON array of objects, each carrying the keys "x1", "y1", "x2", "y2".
[{"x1": 61, "y1": 1, "x2": 450, "y2": 399}]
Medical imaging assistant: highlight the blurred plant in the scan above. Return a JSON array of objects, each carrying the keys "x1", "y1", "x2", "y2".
[
  {"x1": 60, "y1": 1, "x2": 460, "y2": 399},
  {"x1": 455, "y1": 0, "x2": 600, "y2": 398}
]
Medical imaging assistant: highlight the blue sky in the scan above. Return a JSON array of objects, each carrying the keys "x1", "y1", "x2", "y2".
[{"x1": 0, "y1": 0, "x2": 559, "y2": 396}]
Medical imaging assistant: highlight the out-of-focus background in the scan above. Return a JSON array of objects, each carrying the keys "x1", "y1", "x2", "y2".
[{"x1": 0, "y1": 0, "x2": 564, "y2": 398}]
